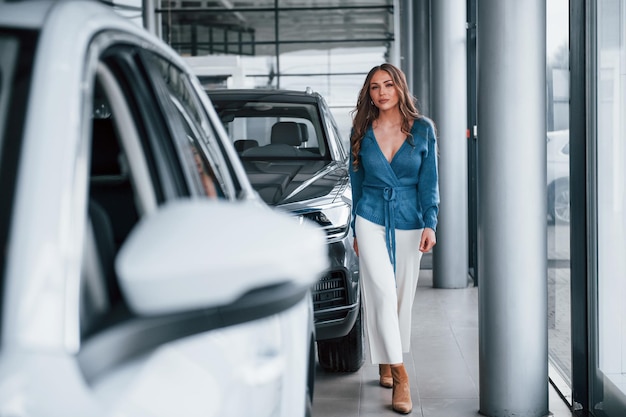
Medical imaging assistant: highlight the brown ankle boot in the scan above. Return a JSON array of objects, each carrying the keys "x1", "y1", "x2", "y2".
[
  {"x1": 379, "y1": 364, "x2": 393, "y2": 388},
  {"x1": 390, "y1": 364, "x2": 412, "y2": 414}
]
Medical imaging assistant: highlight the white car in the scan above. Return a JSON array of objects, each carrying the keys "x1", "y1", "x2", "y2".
[
  {"x1": 546, "y1": 129, "x2": 570, "y2": 224},
  {"x1": 0, "y1": 1, "x2": 326, "y2": 417}
]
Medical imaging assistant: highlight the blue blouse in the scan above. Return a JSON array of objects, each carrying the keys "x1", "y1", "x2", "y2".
[{"x1": 349, "y1": 117, "x2": 440, "y2": 268}]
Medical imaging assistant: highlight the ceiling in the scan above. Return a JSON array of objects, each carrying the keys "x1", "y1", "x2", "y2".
[{"x1": 156, "y1": 0, "x2": 395, "y2": 55}]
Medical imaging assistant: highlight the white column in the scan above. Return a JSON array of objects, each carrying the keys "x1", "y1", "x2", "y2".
[
  {"x1": 477, "y1": 1, "x2": 548, "y2": 415},
  {"x1": 399, "y1": 0, "x2": 413, "y2": 92},
  {"x1": 412, "y1": 0, "x2": 430, "y2": 116},
  {"x1": 431, "y1": 0, "x2": 469, "y2": 289},
  {"x1": 142, "y1": 0, "x2": 156, "y2": 35}
]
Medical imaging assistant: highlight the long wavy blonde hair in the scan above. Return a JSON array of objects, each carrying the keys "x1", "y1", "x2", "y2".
[{"x1": 350, "y1": 63, "x2": 421, "y2": 170}]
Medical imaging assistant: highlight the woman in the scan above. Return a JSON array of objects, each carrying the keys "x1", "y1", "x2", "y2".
[{"x1": 349, "y1": 63, "x2": 439, "y2": 414}]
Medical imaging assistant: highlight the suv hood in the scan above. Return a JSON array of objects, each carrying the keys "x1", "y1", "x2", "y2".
[{"x1": 241, "y1": 159, "x2": 348, "y2": 207}]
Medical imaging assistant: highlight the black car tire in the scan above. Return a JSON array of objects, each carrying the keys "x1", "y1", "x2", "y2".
[
  {"x1": 316, "y1": 312, "x2": 364, "y2": 372},
  {"x1": 548, "y1": 178, "x2": 570, "y2": 224}
]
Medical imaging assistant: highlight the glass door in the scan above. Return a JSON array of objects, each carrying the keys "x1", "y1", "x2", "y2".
[
  {"x1": 592, "y1": 0, "x2": 626, "y2": 415},
  {"x1": 547, "y1": 0, "x2": 572, "y2": 403}
]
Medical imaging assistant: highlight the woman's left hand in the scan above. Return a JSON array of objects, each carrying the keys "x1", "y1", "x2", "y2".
[{"x1": 419, "y1": 228, "x2": 437, "y2": 253}]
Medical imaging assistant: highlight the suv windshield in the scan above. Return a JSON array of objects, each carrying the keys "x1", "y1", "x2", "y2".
[{"x1": 212, "y1": 99, "x2": 330, "y2": 161}]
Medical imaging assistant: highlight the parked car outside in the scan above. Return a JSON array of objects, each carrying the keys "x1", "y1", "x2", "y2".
[
  {"x1": 0, "y1": 2, "x2": 326, "y2": 416},
  {"x1": 547, "y1": 129, "x2": 570, "y2": 224},
  {"x1": 206, "y1": 88, "x2": 364, "y2": 372}
]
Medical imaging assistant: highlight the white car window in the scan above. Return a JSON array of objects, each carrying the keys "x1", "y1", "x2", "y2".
[
  {"x1": 82, "y1": 63, "x2": 160, "y2": 337},
  {"x1": 141, "y1": 51, "x2": 236, "y2": 200},
  {"x1": 0, "y1": 35, "x2": 19, "y2": 160}
]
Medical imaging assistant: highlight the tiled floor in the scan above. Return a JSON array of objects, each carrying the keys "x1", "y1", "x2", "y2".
[{"x1": 312, "y1": 269, "x2": 573, "y2": 417}]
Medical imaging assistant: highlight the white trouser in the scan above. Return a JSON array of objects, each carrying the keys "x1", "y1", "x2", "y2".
[{"x1": 356, "y1": 216, "x2": 423, "y2": 365}]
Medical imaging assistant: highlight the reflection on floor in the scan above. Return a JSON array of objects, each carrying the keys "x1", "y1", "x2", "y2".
[
  {"x1": 548, "y1": 222, "x2": 572, "y2": 390},
  {"x1": 312, "y1": 269, "x2": 573, "y2": 417}
]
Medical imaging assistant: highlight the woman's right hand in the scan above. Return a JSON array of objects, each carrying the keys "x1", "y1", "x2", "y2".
[{"x1": 353, "y1": 237, "x2": 359, "y2": 256}]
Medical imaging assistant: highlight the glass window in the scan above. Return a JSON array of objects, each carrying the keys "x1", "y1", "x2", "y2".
[
  {"x1": 0, "y1": 30, "x2": 36, "y2": 296},
  {"x1": 0, "y1": 35, "x2": 18, "y2": 160},
  {"x1": 162, "y1": 2, "x2": 390, "y2": 133},
  {"x1": 0, "y1": 30, "x2": 35, "y2": 176},
  {"x1": 143, "y1": 52, "x2": 236, "y2": 199},
  {"x1": 593, "y1": 0, "x2": 626, "y2": 414},
  {"x1": 319, "y1": 94, "x2": 347, "y2": 161},
  {"x1": 546, "y1": 0, "x2": 572, "y2": 403}
]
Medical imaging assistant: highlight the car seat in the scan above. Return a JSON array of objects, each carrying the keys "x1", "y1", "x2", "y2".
[
  {"x1": 234, "y1": 139, "x2": 259, "y2": 153},
  {"x1": 242, "y1": 121, "x2": 304, "y2": 157}
]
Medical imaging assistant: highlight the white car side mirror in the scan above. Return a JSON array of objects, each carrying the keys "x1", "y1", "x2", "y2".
[{"x1": 116, "y1": 199, "x2": 328, "y2": 319}]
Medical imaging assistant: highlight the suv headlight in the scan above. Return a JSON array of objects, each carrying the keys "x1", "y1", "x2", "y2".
[{"x1": 300, "y1": 203, "x2": 350, "y2": 243}]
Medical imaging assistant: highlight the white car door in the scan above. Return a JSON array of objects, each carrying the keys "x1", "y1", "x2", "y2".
[{"x1": 0, "y1": 4, "x2": 326, "y2": 416}]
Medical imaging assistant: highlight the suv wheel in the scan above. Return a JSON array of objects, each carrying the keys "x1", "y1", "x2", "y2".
[{"x1": 316, "y1": 312, "x2": 364, "y2": 372}]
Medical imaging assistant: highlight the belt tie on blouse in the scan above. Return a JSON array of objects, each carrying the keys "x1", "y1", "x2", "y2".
[{"x1": 366, "y1": 185, "x2": 416, "y2": 275}]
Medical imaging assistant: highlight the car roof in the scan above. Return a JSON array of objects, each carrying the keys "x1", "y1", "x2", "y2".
[
  {"x1": 0, "y1": 0, "x2": 192, "y2": 73},
  {"x1": 0, "y1": 0, "x2": 147, "y2": 41},
  {"x1": 207, "y1": 88, "x2": 322, "y2": 104},
  {"x1": 0, "y1": 0, "x2": 54, "y2": 28}
]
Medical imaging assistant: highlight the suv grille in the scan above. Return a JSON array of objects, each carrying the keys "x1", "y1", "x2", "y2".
[{"x1": 312, "y1": 270, "x2": 348, "y2": 311}]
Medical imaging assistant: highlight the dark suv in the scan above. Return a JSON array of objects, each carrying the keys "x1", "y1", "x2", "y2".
[{"x1": 208, "y1": 88, "x2": 364, "y2": 372}]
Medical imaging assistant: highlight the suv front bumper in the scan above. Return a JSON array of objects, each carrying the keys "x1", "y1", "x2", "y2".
[{"x1": 312, "y1": 238, "x2": 360, "y2": 340}]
